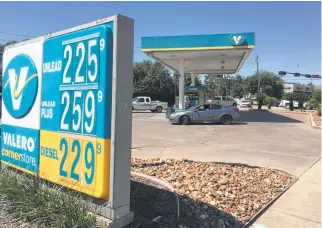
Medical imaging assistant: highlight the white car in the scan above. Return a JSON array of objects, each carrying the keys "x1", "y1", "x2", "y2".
[
  {"x1": 132, "y1": 96, "x2": 168, "y2": 113},
  {"x1": 279, "y1": 100, "x2": 299, "y2": 109},
  {"x1": 239, "y1": 100, "x2": 252, "y2": 108}
]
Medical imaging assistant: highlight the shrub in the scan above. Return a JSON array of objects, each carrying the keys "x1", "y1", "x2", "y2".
[
  {"x1": 308, "y1": 98, "x2": 320, "y2": 109},
  {"x1": 264, "y1": 96, "x2": 276, "y2": 105},
  {"x1": 256, "y1": 92, "x2": 267, "y2": 110},
  {"x1": 0, "y1": 169, "x2": 96, "y2": 228},
  {"x1": 317, "y1": 104, "x2": 321, "y2": 116}
]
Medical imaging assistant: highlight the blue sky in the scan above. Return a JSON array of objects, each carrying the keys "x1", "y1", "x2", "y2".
[{"x1": 0, "y1": 1, "x2": 321, "y2": 84}]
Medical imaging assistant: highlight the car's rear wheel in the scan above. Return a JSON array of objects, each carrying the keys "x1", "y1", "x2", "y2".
[
  {"x1": 179, "y1": 115, "x2": 190, "y2": 125},
  {"x1": 156, "y1": 106, "x2": 163, "y2": 113},
  {"x1": 221, "y1": 115, "x2": 232, "y2": 125}
]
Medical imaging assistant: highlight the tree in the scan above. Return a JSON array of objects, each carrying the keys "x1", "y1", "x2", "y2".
[
  {"x1": 231, "y1": 75, "x2": 246, "y2": 98},
  {"x1": 283, "y1": 92, "x2": 310, "y2": 111},
  {"x1": 244, "y1": 71, "x2": 284, "y2": 99},
  {"x1": 204, "y1": 74, "x2": 222, "y2": 98},
  {"x1": 133, "y1": 60, "x2": 175, "y2": 104},
  {"x1": 308, "y1": 89, "x2": 321, "y2": 115},
  {"x1": 1, "y1": 41, "x2": 18, "y2": 79},
  {"x1": 0, "y1": 40, "x2": 17, "y2": 48},
  {"x1": 312, "y1": 89, "x2": 321, "y2": 103},
  {"x1": 133, "y1": 60, "x2": 174, "y2": 94},
  {"x1": 265, "y1": 96, "x2": 276, "y2": 106},
  {"x1": 256, "y1": 92, "x2": 267, "y2": 110},
  {"x1": 184, "y1": 73, "x2": 202, "y2": 87}
]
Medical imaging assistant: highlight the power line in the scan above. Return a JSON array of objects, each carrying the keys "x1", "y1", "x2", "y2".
[
  {"x1": 241, "y1": 62, "x2": 255, "y2": 69},
  {"x1": 0, "y1": 31, "x2": 35, "y2": 38}
]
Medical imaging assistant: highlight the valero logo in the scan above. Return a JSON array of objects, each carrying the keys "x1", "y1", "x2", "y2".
[
  {"x1": 231, "y1": 35, "x2": 245, "y2": 46},
  {"x1": 3, "y1": 54, "x2": 38, "y2": 118}
]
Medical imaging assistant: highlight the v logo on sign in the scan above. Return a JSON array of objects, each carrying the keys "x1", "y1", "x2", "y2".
[
  {"x1": 8, "y1": 67, "x2": 29, "y2": 110},
  {"x1": 233, "y1": 36, "x2": 243, "y2": 44},
  {"x1": 4, "y1": 67, "x2": 37, "y2": 110}
]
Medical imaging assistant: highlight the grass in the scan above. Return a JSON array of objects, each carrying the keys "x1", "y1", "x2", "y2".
[{"x1": 0, "y1": 168, "x2": 96, "y2": 228}]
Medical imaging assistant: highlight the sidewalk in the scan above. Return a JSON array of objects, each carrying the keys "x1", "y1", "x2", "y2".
[{"x1": 251, "y1": 160, "x2": 321, "y2": 228}]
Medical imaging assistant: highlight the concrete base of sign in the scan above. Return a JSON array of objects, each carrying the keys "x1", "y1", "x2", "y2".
[{"x1": 95, "y1": 211, "x2": 134, "y2": 228}]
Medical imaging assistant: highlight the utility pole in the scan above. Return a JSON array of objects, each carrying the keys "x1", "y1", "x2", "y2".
[
  {"x1": 297, "y1": 63, "x2": 300, "y2": 73},
  {"x1": 256, "y1": 54, "x2": 260, "y2": 93}
]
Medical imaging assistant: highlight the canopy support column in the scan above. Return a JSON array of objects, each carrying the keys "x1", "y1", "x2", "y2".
[
  {"x1": 179, "y1": 57, "x2": 185, "y2": 109},
  {"x1": 191, "y1": 70, "x2": 196, "y2": 86}
]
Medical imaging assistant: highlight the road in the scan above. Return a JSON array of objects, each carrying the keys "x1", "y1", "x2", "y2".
[
  {"x1": 132, "y1": 110, "x2": 321, "y2": 227},
  {"x1": 132, "y1": 110, "x2": 321, "y2": 177}
]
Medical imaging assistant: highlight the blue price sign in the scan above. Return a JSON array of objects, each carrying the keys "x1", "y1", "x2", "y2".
[{"x1": 39, "y1": 23, "x2": 113, "y2": 199}]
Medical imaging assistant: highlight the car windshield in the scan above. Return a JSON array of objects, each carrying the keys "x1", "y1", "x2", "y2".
[
  {"x1": 187, "y1": 105, "x2": 199, "y2": 111},
  {"x1": 132, "y1": 98, "x2": 138, "y2": 102}
]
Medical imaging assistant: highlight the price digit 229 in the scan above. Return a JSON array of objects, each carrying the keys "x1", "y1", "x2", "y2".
[{"x1": 59, "y1": 138, "x2": 96, "y2": 186}]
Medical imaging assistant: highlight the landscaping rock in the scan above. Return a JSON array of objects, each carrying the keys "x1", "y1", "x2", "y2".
[{"x1": 131, "y1": 158, "x2": 293, "y2": 227}]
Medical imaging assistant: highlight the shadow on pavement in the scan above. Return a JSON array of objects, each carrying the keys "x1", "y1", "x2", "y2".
[
  {"x1": 128, "y1": 180, "x2": 245, "y2": 228},
  {"x1": 189, "y1": 122, "x2": 248, "y2": 126},
  {"x1": 133, "y1": 111, "x2": 165, "y2": 113},
  {"x1": 240, "y1": 111, "x2": 303, "y2": 123}
]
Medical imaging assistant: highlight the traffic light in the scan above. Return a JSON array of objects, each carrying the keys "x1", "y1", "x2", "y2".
[
  {"x1": 304, "y1": 74, "x2": 312, "y2": 78},
  {"x1": 278, "y1": 71, "x2": 287, "y2": 76},
  {"x1": 312, "y1": 75, "x2": 321, "y2": 78},
  {"x1": 294, "y1": 73, "x2": 300, "y2": 77}
]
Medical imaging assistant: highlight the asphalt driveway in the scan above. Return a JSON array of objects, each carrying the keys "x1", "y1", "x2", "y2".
[{"x1": 132, "y1": 110, "x2": 321, "y2": 177}]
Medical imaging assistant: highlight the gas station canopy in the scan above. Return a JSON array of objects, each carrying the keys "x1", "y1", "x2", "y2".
[
  {"x1": 141, "y1": 32, "x2": 255, "y2": 74},
  {"x1": 141, "y1": 32, "x2": 255, "y2": 108}
]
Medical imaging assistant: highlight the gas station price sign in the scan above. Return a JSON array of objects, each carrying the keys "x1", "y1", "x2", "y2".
[
  {"x1": 40, "y1": 24, "x2": 113, "y2": 198},
  {"x1": 1, "y1": 15, "x2": 134, "y2": 205}
]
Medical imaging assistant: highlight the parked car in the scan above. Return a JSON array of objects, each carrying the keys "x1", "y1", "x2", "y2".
[
  {"x1": 279, "y1": 100, "x2": 299, "y2": 109},
  {"x1": 303, "y1": 102, "x2": 313, "y2": 110},
  {"x1": 132, "y1": 96, "x2": 168, "y2": 113},
  {"x1": 205, "y1": 96, "x2": 237, "y2": 107},
  {"x1": 168, "y1": 103, "x2": 240, "y2": 125},
  {"x1": 239, "y1": 100, "x2": 252, "y2": 108}
]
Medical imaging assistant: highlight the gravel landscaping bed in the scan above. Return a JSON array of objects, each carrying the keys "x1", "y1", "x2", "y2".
[{"x1": 131, "y1": 158, "x2": 294, "y2": 228}]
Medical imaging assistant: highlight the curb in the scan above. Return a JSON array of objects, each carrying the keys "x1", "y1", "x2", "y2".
[
  {"x1": 131, "y1": 171, "x2": 180, "y2": 220},
  {"x1": 269, "y1": 110, "x2": 310, "y2": 115},
  {"x1": 309, "y1": 113, "x2": 321, "y2": 130}
]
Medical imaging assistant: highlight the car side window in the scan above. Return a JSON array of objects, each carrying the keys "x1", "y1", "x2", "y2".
[
  {"x1": 222, "y1": 97, "x2": 226, "y2": 101},
  {"x1": 214, "y1": 97, "x2": 221, "y2": 100},
  {"x1": 211, "y1": 104, "x2": 222, "y2": 110},
  {"x1": 138, "y1": 98, "x2": 145, "y2": 102},
  {"x1": 145, "y1": 98, "x2": 150, "y2": 102},
  {"x1": 198, "y1": 104, "x2": 210, "y2": 111}
]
